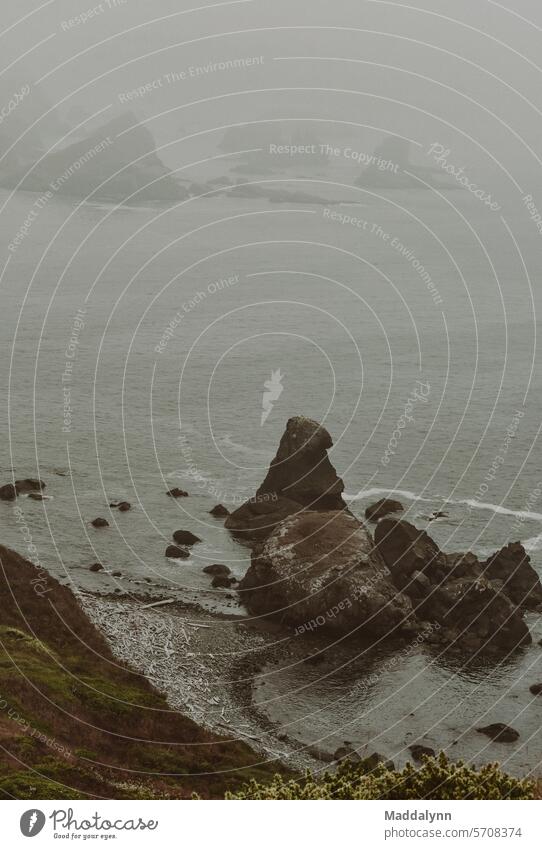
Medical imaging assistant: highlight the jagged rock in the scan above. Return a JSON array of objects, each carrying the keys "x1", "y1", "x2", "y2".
[
  {"x1": 88, "y1": 563, "x2": 104, "y2": 573},
  {"x1": 0, "y1": 479, "x2": 45, "y2": 500},
  {"x1": 529, "y1": 683, "x2": 542, "y2": 696},
  {"x1": 0, "y1": 484, "x2": 16, "y2": 500},
  {"x1": 15, "y1": 478, "x2": 45, "y2": 494},
  {"x1": 483, "y1": 542, "x2": 542, "y2": 610},
  {"x1": 91, "y1": 518, "x2": 109, "y2": 528},
  {"x1": 477, "y1": 723, "x2": 519, "y2": 743},
  {"x1": 365, "y1": 498, "x2": 404, "y2": 522},
  {"x1": 110, "y1": 501, "x2": 131, "y2": 511},
  {"x1": 209, "y1": 504, "x2": 230, "y2": 517},
  {"x1": 361, "y1": 752, "x2": 395, "y2": 772},
  {"x1": 203, "y1": 564, "x2": 231, "y2": 577},
  {"x1": 165, "y1": 545, "x2": 189, "y2": 559},
  {"x1": 172, "y1": 530, "x2": 201, "y2": 546},
  {"x1": 225, "y1": 416, "x2": 346, "y2": 541},
  {"x1": 224, "y1": 496, "x2": 302, "y2": 542},
  {"x1": 409, "y1": 744, "x2": 435, "y2": 762},
  {"x1": 375, "y1": 519, "x2": 531, "y2": 653},
  {"x1": 334, "y1": 742, "x2": 362, "y2": 763},
  {"x1": 166, "y1": 488, "x2": 188, "y2": 498},
  {"x1": 211, "y1": 576, "x2": 236, "y2": 588},
  {"x1": 374, "y1": 519, "x2": 443, "y2": 589},
  {"x1": 238, "y1": 509, "x2": 414, "y2": 638}
]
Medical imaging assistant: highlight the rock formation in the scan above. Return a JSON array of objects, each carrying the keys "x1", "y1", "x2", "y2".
[
  {"x1": 375, "y1": 519, "x2": 534, "y2": 653},
  {"x1": 365, "y1": 498, "x2": 404, "y2": 522},
  {"x1": 225, "y1": 416, "x2": 346, "y2": 541},
  {"x1": 172, "y1": 530, "x2": 201, "y2": 546},
  {"x1": 238, "y1": 509, "x2": 414, "y2": 638}
]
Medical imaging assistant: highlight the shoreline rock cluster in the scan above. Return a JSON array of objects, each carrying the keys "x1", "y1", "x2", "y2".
[{"x1": 227, "y1": 416, "x2": 542, "y2": 656}]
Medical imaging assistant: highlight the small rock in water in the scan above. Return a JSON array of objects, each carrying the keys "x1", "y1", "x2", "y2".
[
  {"x1": 91, "y1": 517, "x2": 109, "y2": 528},
  {"x1": 89, "y1": 563, "x2": 104, "y2": 573},
  {"x1": 209, "y1": 503, "x2": 230, "y2": 517},
  {"x1": 173, "y1": 529, "x2": 202, "y2": 546},
  {"x1": 476, "y1": 723, "x2": 520, "y2": 743},
  {"x1": 27, "y1": 492, "x2": 45, "y2": 501},
  {"x1": 166, "y1": 488, "x2": 188, "y2": 498},
  {"x1": 165, "y1": 545, "x2": 190, "y2": 559},
  {"x1": 110, "y1": 501, "x2": 131, "y2": 511},
  {"x1": 112, "y1": 571, "x2": 122, "y2": 577},
  {"x1": 529, "y1": 683, "x2": 542, "y2": 696},
  {"x1": 0, "y1": 484, "x2": 17, "y2": 501},
  {"x1": 409, "y1": 744, "x2": 436, "y2": 762},
  {"x1": 203, "y1": 563, "x2": 231, "y2": 577}
]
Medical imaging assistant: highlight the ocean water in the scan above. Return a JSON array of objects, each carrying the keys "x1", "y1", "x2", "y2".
[{"x1": 1, "y1": 184, "x2": 542, "y2": 772}]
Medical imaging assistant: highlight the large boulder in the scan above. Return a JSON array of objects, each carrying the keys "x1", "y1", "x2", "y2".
[
  {"x1": 482, "y1": 542, "x2": 542, "y2": 610},
  {"x1": 365, "y1": 498, "x2": 404, "y2": 522},
  {"x1": 225, "y1": 416, "x2": 346, "y2": 541},
  {"x1": 238, "y1": 510, "x2": 414, "y2": 638},
  {"x1": 375, "y1": 519, "x2": 531, "y2": 652},
  {"x1": 0, "y1": 478, "x2": 45, "y2": 500}
]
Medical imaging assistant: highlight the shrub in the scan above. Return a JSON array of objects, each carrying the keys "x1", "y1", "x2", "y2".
[{"x1": 226, "y1": 753, "x2": 535, "y2": 800}]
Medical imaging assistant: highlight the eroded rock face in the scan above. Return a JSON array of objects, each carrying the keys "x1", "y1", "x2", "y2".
[
  {"x1": 365, "y1": 499, "x2": 404, "y2": 522},
  {"x1": 225, "y1": 416, "x2": 346, "y2": 541},
  {"x1": 238, "y1": 510, "x2": 414, "y2": 638},
  {"x1": 483, "y1": 542, "x2": 542, "y2": 610},
  {"x1": 375, "y1": 519, "x2": 532, "y2": 653}
]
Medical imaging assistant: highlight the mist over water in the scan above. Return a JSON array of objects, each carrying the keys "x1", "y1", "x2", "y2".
[{"x1": 1, "y1": 0, "x2": 542, "y2": 785}]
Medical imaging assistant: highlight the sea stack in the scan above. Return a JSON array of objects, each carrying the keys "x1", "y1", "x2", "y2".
[{"x1": 225, "y1": 415, "x2": 346, "y2": 542}]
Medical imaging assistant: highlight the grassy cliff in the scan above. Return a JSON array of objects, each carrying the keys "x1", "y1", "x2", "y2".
[{"x1": 0, "y1": 545, "x2": 278, "y2": 799}]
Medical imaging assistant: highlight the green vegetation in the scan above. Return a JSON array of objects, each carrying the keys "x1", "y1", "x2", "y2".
[{"x1": 225, "y1": 753, "x2": 535, "y2": 800}]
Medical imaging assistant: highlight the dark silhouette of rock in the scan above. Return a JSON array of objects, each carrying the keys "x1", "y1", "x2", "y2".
[
  {"x1": 238, "y1": 510, "x2": 414, "y2": 638},
  {"x1": 88, "y1": 563, "x2": 104, "y2": 572},
  {"x1": 15, "y1": 479, "x2": 45, "y2": 494},
  {"x1": 529, "y1": 683, "x2": 542, "y2": 696},
  {"x1": 429, "y1": 511, "x2": 448, "y2": 521},
  {"x1": 409, "y1": 744, "x2": 435, "y2": 762},
  {"x1": 172, "y1": 530, "x2": 201, "y2": 546},
  {"x1": 226, "y1": 416, "x2": 346, "y2": 541},
  {"x1": 333, "y1": 742, "x2": 362, "y2": 763},
  {"x1": 165, "y1": 545, "x2": 190, "y2": 559},
  {"x1": 209, "y1": 504, "x2": 230, "y2": 517},
  {"x1": 91, "y1": 518, "x2": 109, "y2": 528},
  {"x1": 110, "y1": 501, "x2": 131, "y2": 511},
  {"x1": 27, "y1": 493, "x2": 45, "y2": 501},
  {"x1": 361, "y1": 752, "x2": 395, "y2": 772},
  {"x1": 4, "y1": 112, "x2": 187, "y2": 204},
  {"x1": 166, "y1": 488, "x2": 188, "y2": 498},
  {"x1": 375, "y1": 519, "x2": 532, "y2": 653},
  {"x1": 483, "y1": 542, "x2": 542, "y2": 610},
  {"x1": 112, "y1": 571, "x2": 122, "y2": 577},
  {"x1": 0, "y1": 479, "x2": 45, "y2": 500},
  {"x1": 365, "y1": 498, "x2": 404, "y2": 522},
  {"x1": 477, "y1": 723, "x2": 519, "y2": 743},
  {"x1": 203, "y1": 564, "x2": 231, "y2": 577},
  {"x1": 211, "y1": 575, "x2": 236, "y2": 588}
]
